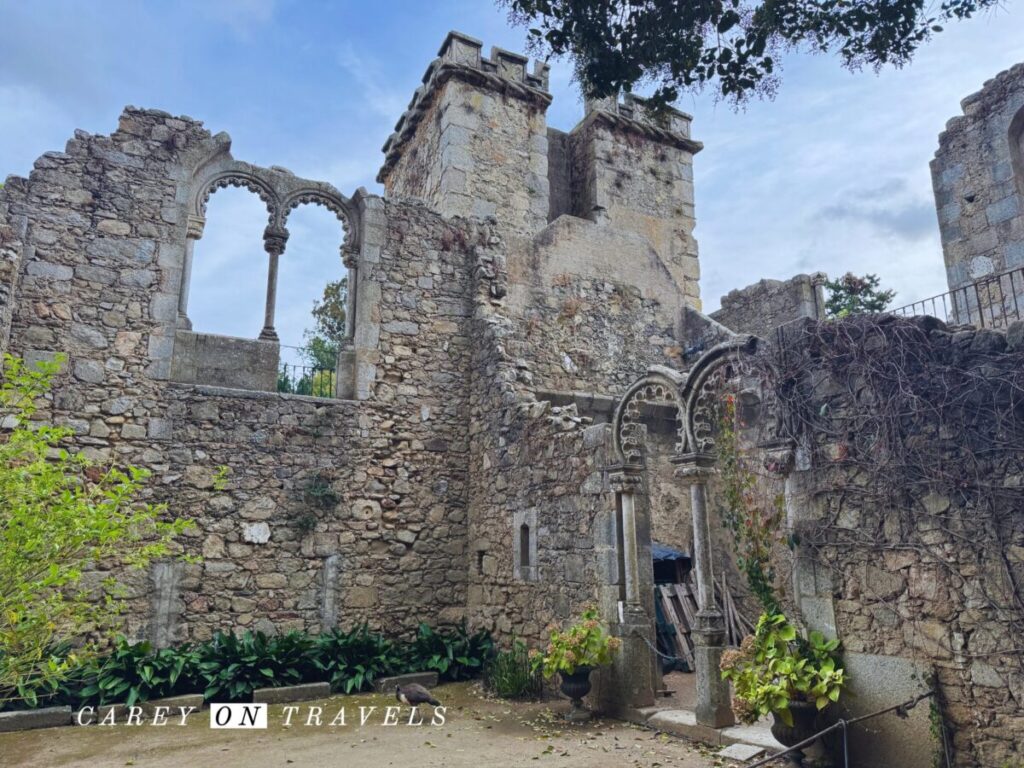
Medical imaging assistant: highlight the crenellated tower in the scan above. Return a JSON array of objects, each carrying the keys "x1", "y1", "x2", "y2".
[{"x1": 379, "y1": 31, "x2": 704, "y2": 311}]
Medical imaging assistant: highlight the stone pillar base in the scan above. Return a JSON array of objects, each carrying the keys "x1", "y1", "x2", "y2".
[
  {"x1": 605, "y1": 611, "x2": 656, "y2": 715},
  {"x1": 693, "y1": 609, "x2": 735, "y2": 728}
]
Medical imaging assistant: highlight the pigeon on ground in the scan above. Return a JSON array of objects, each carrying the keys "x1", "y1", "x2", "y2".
[{"x1": 396, "y1": 683, "x2": 441, "y2": 707}]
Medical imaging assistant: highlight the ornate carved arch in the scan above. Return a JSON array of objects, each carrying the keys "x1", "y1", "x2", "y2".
[
  {"x1": 679, "y1": 336, "x2": 759, "y2": 456},
  {"x1": 612, "y1": 366, "x2": 687, "y2": 466},
  {"x1": 280, "y1": 188, "x2": 360, "y2": 258},
  {"x1": 191, "y1": 169, "x2": 281, "y2": 228}
]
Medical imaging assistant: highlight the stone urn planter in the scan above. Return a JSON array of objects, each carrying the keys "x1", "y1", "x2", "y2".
[
  {"x1": 559, "y1": 666, "x2": 593, "y2": 722},
  {"x1": 770, "y1": 700, "x2": 827, "y2": 766}
]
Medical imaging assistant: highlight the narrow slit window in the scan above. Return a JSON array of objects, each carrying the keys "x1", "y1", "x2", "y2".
[{"x1": 519, "y1": 523, "x2": 531, "y2": 568}]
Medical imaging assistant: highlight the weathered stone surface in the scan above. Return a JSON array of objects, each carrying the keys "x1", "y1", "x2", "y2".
[
  {"x1": 252, "y1": 682, "x2": 330, "y2": 704},
  {"x1": 0, "y1": 706, "x2": 72, "y2": 733},
  {"x1": 931, "y1": 62, "x2": 1024, "y2": 320}
]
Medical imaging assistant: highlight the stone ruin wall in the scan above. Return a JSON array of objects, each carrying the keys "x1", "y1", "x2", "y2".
[
  {"x1": 768, "y1": 318, "x2": 1024, "y2": 768},
  {"x1": 7, "y1": 26, "x2": 1019, "y2": 766},
  {"x1": 0, "y1": 109, "x2": 483, "y2": 643},
  {"x1": 932, "y1": 63, "x2": 1024, "y2": 319},
  {"x1": 710, "y1": 272, "x2": 827, "y2": 338},
  {"x1": 0, "y1": 31, "x2": 706, "y2": 651}
]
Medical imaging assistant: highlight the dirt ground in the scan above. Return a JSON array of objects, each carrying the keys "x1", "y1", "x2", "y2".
[{"x1": 0, "y1": 683, "x2": 724, "y2": 768}]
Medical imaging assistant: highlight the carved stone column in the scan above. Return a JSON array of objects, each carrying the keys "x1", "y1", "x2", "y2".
[
  {"x1": 259, "y1": 226, "x2": 288, "y2": 341},
  {"x1": 673, "y1": 452, "x2": 735, "y2": 728},
  {"x1": 178, "y1": 216, "x2": 204, "y2": 329},
  {"x1": 343, "y1": 246, "x2": 358, "y2": 341},
  {"x1": 605, "y1": 466, "x2": 657, "y2": 713}
]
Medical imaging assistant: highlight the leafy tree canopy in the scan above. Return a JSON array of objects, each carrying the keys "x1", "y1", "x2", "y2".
[
  {"x1": 825, "y1": 272, "x2": 895, "y2": 317},
  {"x1": 503, "y1": 0, "x2": 996, "y2": 106}
]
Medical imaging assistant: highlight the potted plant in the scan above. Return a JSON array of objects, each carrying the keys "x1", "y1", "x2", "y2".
[
  {"x1": 721, "y1": 613, "x2": 846, "y2": 765},
  {"x1": 530, "y1": 605, "x2": 621, "y2": 722}
]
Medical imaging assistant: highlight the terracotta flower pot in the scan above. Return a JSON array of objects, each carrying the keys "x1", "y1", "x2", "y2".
[{"x1": 559, "y1": 666, "x2": 593, "y2": 722}]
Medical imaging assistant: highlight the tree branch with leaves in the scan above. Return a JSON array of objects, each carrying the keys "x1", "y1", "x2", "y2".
[
  {"x1": 503, "y1": 0, "x2": 998, "y2": 106},
  {"x1": 0, "y1": 355, "x2": 194, "y2": 706}
]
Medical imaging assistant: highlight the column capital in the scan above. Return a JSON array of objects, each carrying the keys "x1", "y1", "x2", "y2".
[
  {"x1": 342, "y1": 246, "x2": 359, "y2": 269},
  {"x1": 607, "y1": 464, "x2": 644, "y2": 493},
  {"x1": 263, "y1": 225, "x2": 289, "y2": 256},
  {"x1": 186, "y1": 215, "x2": 205, "y2": 240},
  {"x1": 760, "y1": 437, "x2": 797, "y2": 476},
  {"x1": 670, "y1": 452, "x2": 717, "y2": 484}
]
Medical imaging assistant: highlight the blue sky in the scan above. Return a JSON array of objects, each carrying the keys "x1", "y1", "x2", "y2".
[{"x1": 2, "y1": 1, "x2": 1023, "y2": 351}]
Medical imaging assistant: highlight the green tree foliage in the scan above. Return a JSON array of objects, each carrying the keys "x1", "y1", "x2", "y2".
[
  {"x1": 305, "y1": 277, "x2": 347, "y2": 369},
  {"x1": 0, "y1": 355, "x2": 192, "y2": 706},
  {"x1": 279, "y1": 277, "x2": 347, "y2": 395},
  {"x1": 824, "y1": 272, "x2": 896, "y2": 317},
  {"x1": 504, "y1": 0, "x2": 996, "y2": 106}
]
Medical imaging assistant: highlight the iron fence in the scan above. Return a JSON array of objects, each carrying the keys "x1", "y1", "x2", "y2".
[
  {"x1": 890, "y1": 265, "x2": 1024, "y2": 329},
  {"x1": 277, "y1": 343, "x2": 338, "y2": 399}
]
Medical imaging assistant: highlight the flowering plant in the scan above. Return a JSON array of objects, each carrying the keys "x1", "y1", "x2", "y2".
[
  {"x1": 720, "y1": 612, "x2": 846, "y2": 726},
  {"x1": 529, "y1": 606, "x2": 621, "y2": 679}
]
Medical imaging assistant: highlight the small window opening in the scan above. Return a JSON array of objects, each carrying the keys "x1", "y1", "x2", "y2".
[{"x1": 519, "y1": 524, "x2": 531, "y2": 568}]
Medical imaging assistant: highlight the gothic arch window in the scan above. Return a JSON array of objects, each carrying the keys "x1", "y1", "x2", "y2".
[
  {"x1": 187, "y1": 185, "x2": 273, "y2": 338},
  {"x1": 172, "y1": 160, "x2": 359, "y2": 397},
  {"x1": 274, "y1": 200, "x2": 352, "y2": 395},
  {"x1": 612, "y1": 369, "x2": 687, "y2": 467}
]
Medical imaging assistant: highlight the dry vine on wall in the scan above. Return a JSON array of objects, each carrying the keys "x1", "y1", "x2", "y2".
[{"x1": 752, "y1": 314, "x2": 1024, "y2": 760}]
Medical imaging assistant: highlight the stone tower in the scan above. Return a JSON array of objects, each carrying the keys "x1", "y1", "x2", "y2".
[
  {"x1": 931, "y1": 63, "x2": 1024, "y2": 322},
  {"x1": 378, "y1": 31, "x2": 704, "y2": 310}
]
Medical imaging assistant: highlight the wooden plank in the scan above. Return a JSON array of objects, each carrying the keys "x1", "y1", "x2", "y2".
[
  {"x1": 658, "y1": 586, "x2": 694, "y2": 665},
  {"x1": 671, "y1": 582, "x2": 699, "y2": 626}
]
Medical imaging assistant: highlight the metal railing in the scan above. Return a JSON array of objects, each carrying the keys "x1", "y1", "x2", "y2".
[
  {"x1": 277, "y1": 343, "x2": 338, "y2": 399},
  {"x1": 890, "y1": 265, "x2": 1024, "y2": 329}
]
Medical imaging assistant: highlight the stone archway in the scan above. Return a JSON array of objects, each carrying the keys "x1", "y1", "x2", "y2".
[{"x1": 610, "y1": 336, "x2": 761, "y2": 726}]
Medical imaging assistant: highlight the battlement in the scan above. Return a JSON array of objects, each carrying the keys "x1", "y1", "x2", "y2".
[
  {"x1": 581, "y1": 94, "x2": 701, "y2": 154},
  {"x1": 377, "y1": 30, "x2": 704, "y2": 305},
  {"x1": 935, "y1": 62, "x2": 1024, "y2": 153},
  {"x1": 379, "y1": 31, "x2": 551, "y2": 184}
]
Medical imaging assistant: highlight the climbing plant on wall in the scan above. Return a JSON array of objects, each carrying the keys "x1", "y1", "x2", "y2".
[{"x1": 716, "y1": 393, "x2": 784, "y2": 615}]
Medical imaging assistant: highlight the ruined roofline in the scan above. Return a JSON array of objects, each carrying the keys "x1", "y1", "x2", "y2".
[
  {"x1": 1, "y1": 105, "x2": 217, "y2": 193},
  {"x1": 377, "y1": 31, "x2": 552, "y2": 184},
  {"x1": 934, "y1": 61, "x2": 1024, "y2": 156}
]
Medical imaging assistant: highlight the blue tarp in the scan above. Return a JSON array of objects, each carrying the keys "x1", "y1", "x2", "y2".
[{"x1": 652, "y1": 541, "x2": 690, "y2": 562}]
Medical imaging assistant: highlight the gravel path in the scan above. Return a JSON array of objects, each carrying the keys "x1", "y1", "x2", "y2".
[{"x1": 0, "y1": 683, "x2": 722, "y2": 768}]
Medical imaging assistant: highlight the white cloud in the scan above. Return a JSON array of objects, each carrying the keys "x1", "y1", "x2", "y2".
[{"x1": 692, "y1": 7, "x2": 1024, "y2": 312}]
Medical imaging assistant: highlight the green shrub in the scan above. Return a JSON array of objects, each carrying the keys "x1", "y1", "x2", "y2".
[
  {"x1": 313, "y1": 624, "x2": 403, "y2": 693},
  {"x1": 0, "y1": 623, "x2": 495, "y2": 710},
  {"x1": 198, "y1": 630, "x2": 317, "y2": 702},
  {"x1": 406, "y1": 622, "x2": 494, "y2": 682},
  {"x1": 77, "y1": 638, "x2": 202, "y2": 708},
  {"x1": 0, "y1": 354, "x2": 192, "y2": 707},
  {"x1": 484, "y1": 639, "x2": 542, "y2": 699},
  {"x1": 720, "y1": 612, "x2": 846, "y2": 726}
]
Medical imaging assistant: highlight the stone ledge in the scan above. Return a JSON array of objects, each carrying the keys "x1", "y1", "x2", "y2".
[
  {"x1": 646, "y1": 708, "x2": 783, "y2": 752},
  {"x1": 0, "y1": 706, "x2": 73, "y2": 733},
  {"x1": 141, "y1": 694, "x2": 204, "y2": 715},
  {"x1": 252, "y1": 682, "x2": 331, "y2": 705},
  {"x1": 373, "y1": 671, "x2": 439, "y2": 693}
]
